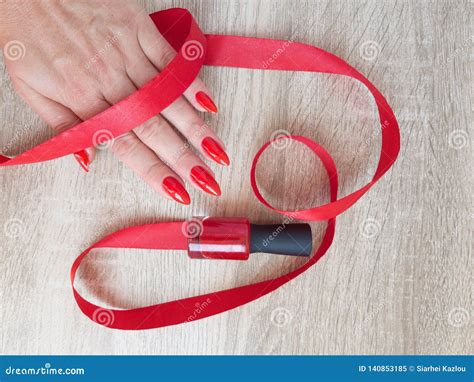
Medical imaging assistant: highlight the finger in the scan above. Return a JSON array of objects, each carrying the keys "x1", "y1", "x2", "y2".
[
  {"x1": 93, "y1": 71, "x2": 192, "y2": 203},
  {"x1": 56, "y1": 80, "x2": 112, "y2": 171},
  {"x1": 78, "y1": 52, "x2": 192, "y2": 203},
  {"x1": 110, "y1": 131, "x2": 190, "y2": 204},
  {"x1": 95, "y1": 68, "x2": 197, "y2": 199},
  {"x1": 122, "y1": 41, "x2": 161, "y2": 91},
  {"x1": 123, "y1": 36, "x2": 229, "y2": 167},
  {"x1": 53, "y1": 73, "x2": 126, "y2": 172},
  {"x1": 120, "y1": 47, "x2": 222, "y2": 197},
  {"x1": 136, "y1": 14, "x2": 217, "y2": 113},
  {"x1": 99, "y1": 72, "x2": 137, "y2": 106},
  {"x1": 162, "y1": 97, "x2": 230, "y2": 166},
  {"x1": 134, "y1": 116, "x2": 221, "y2": 196},
  {"x1": 10, "y1": 77, "x2": 96, "y2": 171}
]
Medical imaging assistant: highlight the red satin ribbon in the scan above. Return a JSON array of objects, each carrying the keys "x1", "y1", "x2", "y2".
[{"x1": 1, "y1": 9, "x2": 400, "y2": 329}]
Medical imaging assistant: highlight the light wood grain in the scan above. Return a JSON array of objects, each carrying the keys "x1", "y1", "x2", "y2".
[{"x1": 1, "y1": 0, "x2": 472, "y2": 355}]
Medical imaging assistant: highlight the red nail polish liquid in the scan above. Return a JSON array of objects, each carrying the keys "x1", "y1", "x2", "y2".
[{"x1": 186, "y1": 217, "x2": 250, "y2": 260}]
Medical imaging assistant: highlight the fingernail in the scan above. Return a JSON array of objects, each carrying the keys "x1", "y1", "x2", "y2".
[
  {"x1": 74, "y1": 150, "x2": 90, "y2": 172},
  {"x1": 162, "y1": 176, "x2": 191, "y2": 205},
  {"x1": 201, "y1": 137, "x2": 230, "y2": 166},
  {"x1": 195, "y1": 91, "x2": 218, "y2": 113},
  {"x1": 190, "y1": 166, "x2": 221, "y2": 196}
]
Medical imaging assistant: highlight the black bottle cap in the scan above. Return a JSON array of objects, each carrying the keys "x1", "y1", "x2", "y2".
[{"x1": 249, "y1": 223, "x2": 312, "y2": 257}]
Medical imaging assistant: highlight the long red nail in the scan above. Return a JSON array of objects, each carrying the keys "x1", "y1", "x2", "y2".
[
  {"x1": 195, "y1": 91, "x2": 218, "y2": 113},
  {"x1": 190, "y1": 166, "x2": 221, "y2": 196},
  {"x1": 162, "y1": 177, "x2": 191, "y2": 205},
  {"x1": 201, "y1": 137, "x2": 230, "y2": 166},
  {"x1": 74, "y1": 150, "x2": 90, "y2": 172}
]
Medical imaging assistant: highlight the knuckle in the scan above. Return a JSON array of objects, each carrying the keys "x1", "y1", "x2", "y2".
[
  {"x1": 52, "y1": 118, "x2": 78, "y2": 133},
  {"x1": 70, "y1": 86, "x2": 87, "y2": 102},
  {"x1": 111, "y1": 133, "x2": 138, "y2": 157},
  {"x1": 62, "y1": 82, "x2": 101, "y2": 110},
  {"x1": 86, "y1": 55, "x2": 109, "y2": 76},
  {"x1": 101, "y1": 76, "x2": 133, "y2": 104},
  {"x1": 165, "y1": 99, "x2": 186, "y2": 114},
  {"x1": 85, "y1": 61, "x2": 125, "y2": 99},
  {"x1": 144, "y1": 161, "x2": 167, "y2": 183},
  {"x1": 52, "y1": 58, "x2": 99, "y2": 107},
  {"x1": 173, "y1": 148, "x2": 194, "y2": 167},
  {"x1": 187, "y1": 122, "x2": 208, "y2": 141},
  {"x1": 158, "y1": 49, "x2": 176, "y2": 67},
  {"x1": 134, "y1": 118, "x2": 163, "y2": 141}
]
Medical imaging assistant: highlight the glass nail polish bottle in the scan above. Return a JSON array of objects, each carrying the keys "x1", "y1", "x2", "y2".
[{"x1": 186, "y1": 216, "x2": 312, "y2": 260}]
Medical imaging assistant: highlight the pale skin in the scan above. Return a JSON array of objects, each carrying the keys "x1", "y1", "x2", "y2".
[{"x1": 0, "y1": 0, "x2": 226, "y2": 203}]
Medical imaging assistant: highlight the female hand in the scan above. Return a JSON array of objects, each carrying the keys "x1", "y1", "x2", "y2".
[{"x1": 0, "y1": 0, "x2": 229, "y2": 204}]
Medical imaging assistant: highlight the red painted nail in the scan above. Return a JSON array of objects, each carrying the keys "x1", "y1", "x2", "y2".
[
  {"x1": 162, "y1": 176, "x2": 191, "y2": 205},
  {"x1": 74, "y1": 150, "x2": 90, "y2": 172},
  {"x1": 195, "y1": 91, "x2": 218, "y2": 113},
  {"x1": 190, "y1": 166, "x2": 221, "y2": 196},
  {"x1": 201, "y1": 137, "x2": 230, "y2": 166}
]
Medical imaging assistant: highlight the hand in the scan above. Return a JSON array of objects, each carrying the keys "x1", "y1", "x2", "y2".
[{"x1": 0, "y1": 0, "x2": 229, "y2": 204}]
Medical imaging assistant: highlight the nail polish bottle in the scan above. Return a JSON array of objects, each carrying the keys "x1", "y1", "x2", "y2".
[{"x1": 185, "y1": 217, "x2": 312, "y2": 260}]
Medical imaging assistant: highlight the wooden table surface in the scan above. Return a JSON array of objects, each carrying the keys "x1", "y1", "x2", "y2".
[{"x1": 1, "y1": 0, "x2": 472, "y2": 355}]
